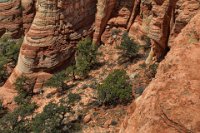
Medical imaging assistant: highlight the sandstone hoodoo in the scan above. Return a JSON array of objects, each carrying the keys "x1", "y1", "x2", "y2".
[{"x1": 0, "y1": 0, "x2": 199, "y2": 132}]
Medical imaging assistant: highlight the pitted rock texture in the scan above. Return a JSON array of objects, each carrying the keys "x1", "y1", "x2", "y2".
[{"x1": 169, "y1": 0, "x2": 200, "y2": 45}]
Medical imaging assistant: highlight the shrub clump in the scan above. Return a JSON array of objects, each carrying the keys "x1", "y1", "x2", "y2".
[
  {"x1": 0, "y1": 102, "x2": 37, "y2": 133},
  {"x1": 68, "y1": 93, "x2": 81, "y2": 104},
  {"x1": 45, "y1": 71, "x2": 68, "y2": 93},
  {"x1": 0, "y1": 101, "x2": 7, "y2": 118},
  {"x1": 117, "y1": 32, "x2": 140, "y2": 63},
  {"x1": 97, "y1": 69, "x2": 132, "y2": 106},
  {"x1": 31, "y1": 102, "x2": 70, "y2": 133},
  {"x1": 145, "y1": 63, "x2": 158, "y2": 79},
  {"x1": 44, "y1": 38, "x2": 100, "y2": 92},
  {"x1": 31, "y1": 102, "x2": 81, "y2": 133},
  {"x1": 75, "y1": 37, "x2": 99, "y2": 78},
  {"x1": 0, "y1": 76, "x2": 37, "y2": 132},
  {"x1": 0, "y1": 36, "x2": 22, "y2": 85},
  {"x1": 14, "y1": 76, "x2": 35, "y2": 105}
]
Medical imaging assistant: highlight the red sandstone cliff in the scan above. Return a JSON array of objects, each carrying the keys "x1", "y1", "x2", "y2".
[
  {"x1": 120, "y1": 0, "x2": 200, "y2": 132},
  {"x1": 120, "y1": 11, "x2": 200, "y2": 132}
]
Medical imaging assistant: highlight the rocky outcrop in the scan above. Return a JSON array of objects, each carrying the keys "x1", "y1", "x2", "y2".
[
  {"x1": 120, "y1": 5, "x2": 200, "y2": 133},
  {"x1": 18, "y1": 0, "x2": 96, "y2": 72}
]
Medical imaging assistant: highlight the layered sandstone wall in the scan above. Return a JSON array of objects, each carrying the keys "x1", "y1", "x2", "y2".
[
  {"x1": 146, "y1": 0, "x2": 200, "y2": 60},
  {"x1": 5, "y1": 0, "x2": 97, "y2": 88},
  {"x1": 17, "y1": 0, "x2": 97, "y2": 73},
  {"x1": 0, "y1": 0, "x2": 35, "y2": 38},
  {"x1": 148, "y1": 0, "x2": 178, "y2": 60},
  {"x1": 1, "y1": 0, "x2": 145, "y2": 86}
]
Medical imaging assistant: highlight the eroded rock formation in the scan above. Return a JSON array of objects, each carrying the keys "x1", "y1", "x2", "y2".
[
  {"x1": 1, "y1": 0, "x2": 140, "y2": 88},
  {"x1": 2, "y1": 0, "x2": 198, "y2": 87},
  {"x1": 148, "y1": 0, "x2": 178, "y2": 60},
  {"x1": 2, "y1": 0, "x2": 97, "y2": 88},
  {"x1": 0, "y1": 0, "x2": 200, "y2": 132}
]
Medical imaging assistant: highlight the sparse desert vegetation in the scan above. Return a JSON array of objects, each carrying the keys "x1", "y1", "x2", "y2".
[
  {"x1": 0, "y1": 33, "x2": 158, "y2": 132},
  {"x1": 117, "y1": 32, "x2": 140, "y2": 64},
  {"x1": 0, "y1": 36, "x2": 22, "y2": 86},
  {"x1": 97, "y1": 69, "x2": 132, "y2": 106}
]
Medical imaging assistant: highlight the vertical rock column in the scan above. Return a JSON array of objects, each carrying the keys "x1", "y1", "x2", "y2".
[
  {"x1": 148, "y1": 0, "x2": 177, "y2": 60},
  {"x1": 6, "y1": 0, "x2": 67, "y2": 88},
  {"x1": 93, "y1": 0, "x2": 116, "y2": 44},
  {"x1": 127, "y1": 0, "x2": 141, "y2": 30}
]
